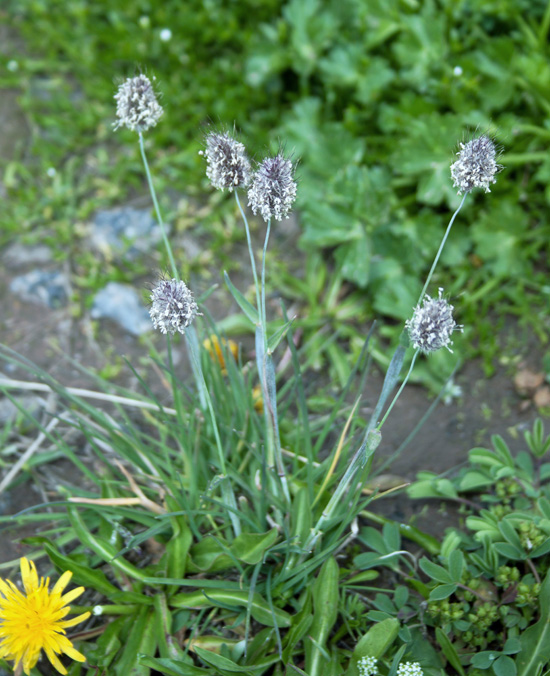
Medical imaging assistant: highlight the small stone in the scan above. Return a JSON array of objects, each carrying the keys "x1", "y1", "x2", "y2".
[
  {"x1": 534, "y1": 386, "x2": 550, "y2": 410},
  {"x1": 10, "y1": 270, "x2": 70, "y2": 308},
  {"x1": 89, "y1": 207, "x2": 163, "y2": 260},
  {"x1": 91, "y1": 282, "x2": 151, "y2": 335},
  {"x1": 3, "y1": 243, "x2": 53, "y2": 268},
  {"x1": 513, "y1": 368, "x2": 545, "y2": 397}
]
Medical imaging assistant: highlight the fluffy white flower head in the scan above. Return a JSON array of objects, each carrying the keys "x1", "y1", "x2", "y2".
[
  {"x1": 450, "y1": 134, "x2": 501, "y2": 194},
  {"x1": 405, "y1": 288, "x2": 462, "y2": 354},
  {"x1": 248, "y1": 153, "x2": 297, "y2": 222},
  {"x1": 397, "y1": 662, "x2": 424, "y2": 676},
  {"x1": 149, "y1": 278, "x2": 198, "y2": 335},
  {"x1": 358, "y1": 655, "x2": 379, "y2": 675},
  {"x1": 114, "y1": 74, "x2": 163, "y2": 132},
  {"x1": 201, "y1": 132, "x2": 251, "y2": 192}
]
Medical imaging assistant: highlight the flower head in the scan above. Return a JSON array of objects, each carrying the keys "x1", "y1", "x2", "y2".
[
  {"x1": 150, "y1": 277, "x2": 199, "y2": 335},
  {"x1": 397, "y1": 662, "x2": 424, "y2": 676},
  {"x1": 358, "y1": 655, "x2": 379, "y2": 675},
  {"x1": 200, "y1": 131, "x2": 251, "y2": 191},
  {"x1": 0, "y1": 557, "x2": 90, "y2": 675},
  {"x1": 248, "y1": 153, "x2": 297, "y2": 222},
  {"x1": 114, "y1": 74, "x2": 163, "y2": 132},
  {"x1": 405, "y1": 288, "x2": 462, "y2": 354},
  {"x1": 450, "y1": 134, "x2": 502, "y2": 194}
]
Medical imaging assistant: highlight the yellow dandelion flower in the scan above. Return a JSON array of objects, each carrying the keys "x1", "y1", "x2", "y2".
[{"x1": 0, "y1": 558, "x2": 91, "y2": 675}]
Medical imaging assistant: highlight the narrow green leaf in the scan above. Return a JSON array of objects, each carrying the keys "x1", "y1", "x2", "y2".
[
  {"x1": 267, "y1": 318, "x2": 294, "y2": 352},
  {"x1": 305, "y1": 557, "x2": 340, "y2": 676},
  {"x1": 44, "y1": 543, "x2": 121, "y2": 598},
  {"x1": 435, "y1": 628, "x2": 466, "y2": 676},
  {"x1": 194, "y1": 646, "x2": 262, "y2": 673},
  {"x1": 516, "y1": 568, "x2": 550, "y2": 675},
  {"x1": 224, "y1": 271, "x2": 258, "y2": 325},
  {"x1": 139, "y1": 656, "x2": 209, "y2": 675}
]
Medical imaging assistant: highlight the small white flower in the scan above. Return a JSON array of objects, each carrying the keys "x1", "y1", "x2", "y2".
[
  {"x1": 93, "y1": 605, "x2": 104, "y2": 616},
  {"x1": 46, "y1": 167, "x2": 57, "y2": 178},
  {"x1": 397, "y1": 662, "x2": 424, "y2": 676},
  {"x1": 202, "y1": 131, "x2": 252, "y2": 192},
  {"x1": 114, "y1": 74, "x2": 163, "y2": 133},
  {"x1": 149, "y1": 278, "x2": 199, "y2": 335},
  {"x1": 358, "y1": 655, "x2": 379, "y2": 675},
  {"x1": 405, "y1": 288, "x2": 462, "y2": 354},
  {"x1": 453, "y1": 65, "x2": 463, "y2": 76},
  {"x1": 7, "y1": 60, "x2": 19, "y2": 72},
  {"x1": 160, "y1": 28, "x2": 172, "y2": 42},
  {"x1": 450, "y1": 134, "x2": 502, "y2": 194},
  {"x1": 248, "y1": 153, "x2": 297, "y2": 222}
]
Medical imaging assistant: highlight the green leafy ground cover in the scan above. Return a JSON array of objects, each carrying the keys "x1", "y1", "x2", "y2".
[{"x1": 2, "y1": 0, "x2": 550, "y2": 388}]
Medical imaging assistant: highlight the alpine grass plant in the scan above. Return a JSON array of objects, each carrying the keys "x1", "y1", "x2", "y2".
[{"x1": 2, "y1": 74, "x2": 539, "y2": 676}]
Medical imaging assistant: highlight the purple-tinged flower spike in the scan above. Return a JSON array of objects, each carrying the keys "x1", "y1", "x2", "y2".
[
  {"x1": 200, "y1": 132, "x2": 251, "y2": 191},
  {"x1": 248, "y1": 153, "x2": 297, "y2": 222},
  {"x1": 114, "y1": 74, "x2": 163, "y2": 132},
  {"x1": 150, "y1": 278, "x2": 199, "y2": 335},
  {"x1": 450, "y1": 134, "x2": 502, "y2": 194},
  {"x1": 405, "y1": 288, "x2": 462, "y2": 354}
]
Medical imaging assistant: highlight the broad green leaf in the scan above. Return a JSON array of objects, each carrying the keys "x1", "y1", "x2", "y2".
[
  {"x1": 428, "y1": 584, "x2": 457, "y2": 601},
  {"x1": 230, "y1": 529, "x2": 278, "y2": 565},
  {"x1": 351, "y1": 618, "x2": 399, "y2": 664},
  {"x1": 419, "y1": 558, "x2": 453, "y2": 584},
  {"x1": 114, "y1": 606, "x2": 157, "y2": 676},
  {"x1": 187, "y1": 537, "x2": 234, "y2": 573},
  {"x1": 448, "y1": 550, "x2": 464, "y2": 583},
  {"x1": 170, "y1": 589, "x2": 291, "y2": 628},
  {"x1": 493, "y1": 655, "x2": 517, "y2": 676}
]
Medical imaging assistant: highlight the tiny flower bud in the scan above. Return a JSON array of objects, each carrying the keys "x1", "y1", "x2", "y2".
[
  {"x1": 202, "y1": 131, "x2": 251, "y2": 191},
  {"x1": 149, "y1": 278, "x2": 199, "y2": 335},
  {"x1": 405, "y1": 288, "x2": 462, "y2": 354},
  {"x1": 450, "y1": 134, "x2": 502, "y2": 194},
  {"x1": 248, "y1": 153, "x2": 297, "y2": 222},
  {"x1": 358, "y1": 655, "x2": 379, "y2": 676},
  {"x1": 397, "y1": 663, "x2": 424, "y2": 676},
  {"x1": 114, "y1": 74, "x2": 163, "y2": 133}
]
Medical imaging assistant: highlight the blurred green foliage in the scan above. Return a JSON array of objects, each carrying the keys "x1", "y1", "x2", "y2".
[{"x1": 2, "y1": 0, "x2": 550, "y2": 381}]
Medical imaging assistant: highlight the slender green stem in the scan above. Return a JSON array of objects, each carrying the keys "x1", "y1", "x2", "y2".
[
  {"x1": 139, "y1": 132, "x2": 178, "y2": 280},
  {"x1": 377, "y1": 349, "x2": 419, "y2": 431},
  {"x1": 261, "y1": 219, "x2": 271, "y2": 336},
  {"x1": 417, "y1": 192, "x2": 467, "y2": 305},
  {"x1": 235, "y1": 191, "x2": 262, "y2": 317}
]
